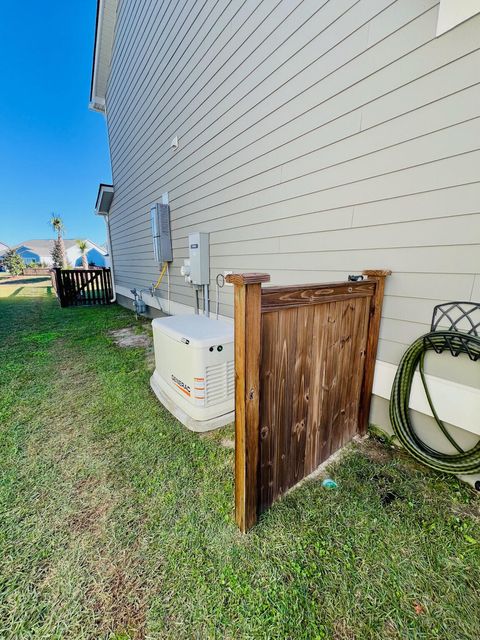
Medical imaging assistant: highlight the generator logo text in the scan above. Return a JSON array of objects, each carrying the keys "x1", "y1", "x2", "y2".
[{"x1": 171, "y1": 374, "x2": 191, "y2": 396}]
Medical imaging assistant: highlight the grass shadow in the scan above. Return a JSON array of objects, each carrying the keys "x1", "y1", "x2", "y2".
[{"x1": 0, "y1": 276, "x2": 51, "y2": 287}]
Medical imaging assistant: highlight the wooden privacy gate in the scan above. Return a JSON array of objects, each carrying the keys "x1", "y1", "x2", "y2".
[
  {"x1": 53, "y1": 267, "x2": 113, "y2": 307},
  {"x1": 226, "y1": 270, "x2": 391, "y2": 531}
]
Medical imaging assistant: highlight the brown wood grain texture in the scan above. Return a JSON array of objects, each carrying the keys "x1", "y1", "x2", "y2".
[
  {"x1": 261, "y1": 281, "x2": 375, "y2": 311},
  {"x1": 357, "y1": 270, "x2": 391, "y2": 434},
  {"x1": 232, "y1": 277, "x2": 266, "y2": 531},
  {"x1": 226, "y1": 273, "x2": 271, "y2": 286},
  {"x1": 233, "y1": 283, "x2": 247, "y2": 529},
  {"x1": 290, "y1": 305, "x2": 314, "y2": 488},
  {"x1": 258, "y1": 311, "x2": 278, "y2": 513},
  {"x1": 275, "y1": 308, "x2": 297, "y2": 499},
  {"x1": 229, "y1": 270, "x2": 390, "y2": 529},
  {"x1": 304, "y1": 304, "x2": 328, "y2": 477}
]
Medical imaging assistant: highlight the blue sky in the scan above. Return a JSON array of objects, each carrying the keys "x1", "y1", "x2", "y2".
[{"x1": 0, "y1": 1, "x2": 111, "y2": 247}]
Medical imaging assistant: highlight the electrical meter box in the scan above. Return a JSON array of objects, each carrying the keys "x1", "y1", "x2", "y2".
[
  {"x1": 150, "y1": 314, "x2": 234, "y2": 431},
  {"x1": 188, "y1": 232, "x2": 209, "y2": 285},
  {"x1": 151, "y1": 203, "x2": 173, "y2": 263}
]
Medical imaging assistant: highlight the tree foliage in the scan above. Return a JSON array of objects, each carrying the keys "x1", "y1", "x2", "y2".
[
  {"x1": 49, "y1": 214, "x2": 67, "y2": 267},
  {"x1": 50, "y1": 239, "x2": 64, "y2": 268},
  {"x1": 3, "y1": 249, "x2": 25, "y2": 276},
  {"x1": 76, "y1": 240, "x2": 89, "y2": 269}
]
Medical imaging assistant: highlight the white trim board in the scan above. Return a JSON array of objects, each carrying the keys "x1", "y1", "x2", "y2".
[
  {"x1": 436, "y1": 0, "x2": 480, "y2": 35},
  {"x1": 373, "y1": 360, "x2": 480, "y2": 436}
]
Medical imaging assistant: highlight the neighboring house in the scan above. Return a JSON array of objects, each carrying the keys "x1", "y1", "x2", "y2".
[
  {"x1": 13, "y1": 240, "x2": 108, "y2": 267},
  {"x1": 0, "y1": 241, "x2": 8, "y2": 255},
  {"x1": 90, "y1": 2, "x2": 480, "y2": 468},
  {"x1": 0, "y1": 241, "x2": 9, "y2": 270}
]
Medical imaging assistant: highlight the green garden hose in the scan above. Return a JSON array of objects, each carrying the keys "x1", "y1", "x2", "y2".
[{"x1": 389, "y1": 331, "x2": 480, "y2": 474}]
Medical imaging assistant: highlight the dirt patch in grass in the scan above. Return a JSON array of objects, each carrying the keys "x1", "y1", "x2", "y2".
[
  {"x1": 68, "y1": 501, "x2": 111, "y2": 534},
  {"x1": 88, "y1": 552, "x2": 147, "y2": 640},
  {"x1": 109, "y1": 327, "x2": 152, "y2": 348},
  {"x1": 358, "y1": 437, "x2": 395, "y2": 463}
]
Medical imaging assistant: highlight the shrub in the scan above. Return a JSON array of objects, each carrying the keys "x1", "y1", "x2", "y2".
[{"x1": 3, "y1": 249, "x2": 25, "y2": 276}]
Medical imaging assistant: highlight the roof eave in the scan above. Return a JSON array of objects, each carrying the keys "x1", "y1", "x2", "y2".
[
  {"x1": 95, "y1": 183, "x2": 114, "y2": 216},
  {"x1": 90, "y1": 0, "x2": 117, "y2": 111}
]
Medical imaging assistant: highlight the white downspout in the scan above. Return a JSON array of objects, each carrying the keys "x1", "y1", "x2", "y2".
[
  {"x1": 102, "y1": 96, "x2": 116, "y2": 303},
  {"x1": 104, "y1": 214, "x2": 117, "y2": 302}
]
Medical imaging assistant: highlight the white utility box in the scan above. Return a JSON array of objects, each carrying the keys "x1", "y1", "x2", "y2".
[{"x1": 150, "y1": 314, "x2": 234, "y2": 432}]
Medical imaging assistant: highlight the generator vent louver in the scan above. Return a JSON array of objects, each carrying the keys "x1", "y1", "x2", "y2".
[{"x1": 205, "y1": 361, "x2": 234, "y2": 406}]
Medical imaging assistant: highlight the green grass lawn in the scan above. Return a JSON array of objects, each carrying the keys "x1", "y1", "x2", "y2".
[{"x1": 1, "y1": 282, "x2": 480, "y2": 639}]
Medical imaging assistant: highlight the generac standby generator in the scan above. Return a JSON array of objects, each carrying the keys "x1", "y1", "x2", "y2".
[{"x1": 150, "y1": 315, "x2": 234, "y2": 432}]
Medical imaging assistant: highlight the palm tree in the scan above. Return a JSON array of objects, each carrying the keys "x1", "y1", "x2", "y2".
[
  {"x1": 76, "y1": 240, "x2": 89, "y2": 269},
  {"x1": 50, "y1": 214, "x2": 67, "y2": 268}
]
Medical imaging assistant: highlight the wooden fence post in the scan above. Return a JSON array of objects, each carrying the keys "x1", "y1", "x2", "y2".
[
  {"x1": 53, "y1": 267, "x2": 66, "y2": 307},
  {"x1": 226, "y1": 272, "x2": 271, "y2": 532},
  {"x1": 358, "y1": 269, "x2": 392, "y2": 434}
]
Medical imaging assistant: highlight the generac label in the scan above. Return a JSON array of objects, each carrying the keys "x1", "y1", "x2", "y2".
[{"x1": 171, "y1": 374, "x2": 191, "y2": 396}]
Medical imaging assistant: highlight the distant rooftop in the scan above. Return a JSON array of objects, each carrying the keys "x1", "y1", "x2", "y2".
[{"x1": 14, "y1": 239, "x2": 106, "y2": 255}]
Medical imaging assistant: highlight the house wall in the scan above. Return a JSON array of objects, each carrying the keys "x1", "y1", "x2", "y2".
[
  {"x1": 16, "y1": 248, "x2": 42, "y2": 264},
  {"x1": 74, "y1": 248, "x2": 107, "y2": 267},
  {"x1": 104, "y1": 0, "x2": 480, "y2": 457}
]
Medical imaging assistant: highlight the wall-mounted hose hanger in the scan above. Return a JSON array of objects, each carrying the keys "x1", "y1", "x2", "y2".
[{"x1": 390, "y1": 302, "x2": 480, "y2": 474}]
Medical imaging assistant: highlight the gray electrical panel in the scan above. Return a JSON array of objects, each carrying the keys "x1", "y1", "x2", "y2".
[
  {"x1": 150, "y1": 203, "x2": 173, "y2": 263},
  {"x1": 188, "y1": 232, "x2": 210, "y2": 285}
]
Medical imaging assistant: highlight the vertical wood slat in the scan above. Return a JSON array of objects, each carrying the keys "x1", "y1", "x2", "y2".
[
  {"x1": 226, "y1": 273, "x2": 271, "y2": 532},
  {"x1": 73, "y1": 271, "x2": 76, "y2": 305},
  {"x1": 54, "y1": 268, "x2": 65, "y2": 307},
  {"x1": 67, "y1": 271, "x2": 73, "y2": 306},
  {"x1": 103, "y1": 268, "x2": 109, "y2": 303},
  {"x1": 357, "y1": 270, "x2": 392, "y2": 434},
  {"x1": 99, "y1": 268, "x2": 104, "y2": 303},
  {"x1": 90, "y1": 270, "x2": 95, "y2": 303},
  {"x1": 98, "y1": 270, "x2": 104, "y2": 303},
  {"x1": 79, "y1": 271, "x2": 84, "y2": 304},
  {"x1": 258, "y1": 311, "x2": 278, "y2": 514},
  {"x1": 85, "y1": 270, "x2": 91, "y2": 303},
  {"x1": 304, "y1": 304, "x2": 327, "y2": 477},
  {"x1": 290, "y1": 305, "x2": 314, "y2": 488},
  {"x1": 107, "y1": 268, "x2": 112, "y2": 302},
  {"x1": 345, "y1": 298, "x2": 370, "y2": 445},
  {"x1": 277, "y1": 308, "x2": 297, "y2": 498},
  {"x1": 70, "y1": 270, "x2": 76, "y2": 306},
  {"x1": 90, "y1": 271, "x2": 95, "y2": 303},
  {"x1": 94, "y1": 271, "x2": 100, "y2": 303},
  {"x1": 105, "y1": 268, "x2": 112, "y2": 301}
]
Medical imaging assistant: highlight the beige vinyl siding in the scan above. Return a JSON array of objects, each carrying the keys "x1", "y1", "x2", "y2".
[{"x1": 106, "y1": 0, "x2": 480, "y2": 382}]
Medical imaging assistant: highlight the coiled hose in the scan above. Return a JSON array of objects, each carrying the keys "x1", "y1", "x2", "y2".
[{"x1": 390, "y1": 330, "x2": 480, "y2": 474}]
